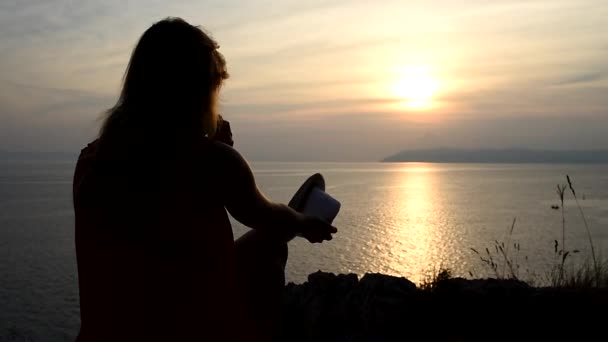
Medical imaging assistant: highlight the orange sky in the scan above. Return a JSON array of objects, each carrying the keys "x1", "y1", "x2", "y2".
[{"x1": 0, "y1": 0, "x2": 607, "y2": 160}]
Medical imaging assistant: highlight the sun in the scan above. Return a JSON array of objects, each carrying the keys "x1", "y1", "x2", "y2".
[{"x1": 392, "y1": 66, "x2": 439, "y2": 110}]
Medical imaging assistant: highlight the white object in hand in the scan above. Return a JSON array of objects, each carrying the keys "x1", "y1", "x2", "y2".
[{"x1": 301, "y1": 187, "x2": 341, "y2": 224}]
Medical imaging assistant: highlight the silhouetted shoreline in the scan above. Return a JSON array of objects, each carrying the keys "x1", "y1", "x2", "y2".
[{"x1": 382, "y1": 148, "x2": 608, "y2": 163}]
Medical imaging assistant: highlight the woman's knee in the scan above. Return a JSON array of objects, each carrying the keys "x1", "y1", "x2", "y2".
[{"x1": 235, "y1": 229, "x2": 289, "y2": 269}]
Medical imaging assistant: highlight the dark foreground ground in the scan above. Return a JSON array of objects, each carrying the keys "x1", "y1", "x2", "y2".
[{"x1": 279, "y1": 271, "x2": 608, "y2": 342}]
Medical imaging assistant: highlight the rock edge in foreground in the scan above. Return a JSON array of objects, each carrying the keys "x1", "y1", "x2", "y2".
[{"x1": 280, "y1": 271, "x2": 608, "y2": 341}]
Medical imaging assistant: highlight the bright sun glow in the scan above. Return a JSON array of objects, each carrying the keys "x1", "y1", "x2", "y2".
[{"x1": 392, "y1": 66, "x2": 440, "y2": 110}]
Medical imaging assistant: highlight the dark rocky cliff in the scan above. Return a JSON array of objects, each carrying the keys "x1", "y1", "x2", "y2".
[{"x1": 279, "y1": 271, "x2": 608, "y2": 341}]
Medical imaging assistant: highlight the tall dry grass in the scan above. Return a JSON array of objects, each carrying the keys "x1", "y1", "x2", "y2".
[{"x1": 471, "y1": 175, "x2": 607, "y2": 288}]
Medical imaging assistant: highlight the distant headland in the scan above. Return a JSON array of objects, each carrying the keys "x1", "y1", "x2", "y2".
[{"x1": 382, "y1": 148, "x2": 608, "y2": 163}]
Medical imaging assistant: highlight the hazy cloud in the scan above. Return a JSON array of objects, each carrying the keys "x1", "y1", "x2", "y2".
[
  {"x1": 554, "y1": 71, "x2": 607, "y2": 86},
  {"x1": 0, "y1": 0, "x2": 607, "y2": 160}
]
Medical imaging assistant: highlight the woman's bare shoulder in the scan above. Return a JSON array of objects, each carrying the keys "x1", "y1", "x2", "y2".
[{"x1": 206, "y1": 141, "x2": 251, "y2": 176}]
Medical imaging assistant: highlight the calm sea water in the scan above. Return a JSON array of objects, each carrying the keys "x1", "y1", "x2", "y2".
[{"x1": 2, "y1": 160, "x2": 608, "y2": 341}]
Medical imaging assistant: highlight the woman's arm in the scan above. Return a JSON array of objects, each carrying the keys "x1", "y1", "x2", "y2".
[{"x1": 213, "y1": 142, "x2": 336, "y2": 242}]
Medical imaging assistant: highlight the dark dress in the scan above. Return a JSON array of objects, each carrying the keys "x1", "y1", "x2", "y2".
[{"x1": 73, "y1": 138, "x2": 259, "y2": 341}]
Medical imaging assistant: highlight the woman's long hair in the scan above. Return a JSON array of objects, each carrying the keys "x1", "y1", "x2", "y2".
[{"x1": 100, "y1": 17, "x2": 228, "y2": 148}]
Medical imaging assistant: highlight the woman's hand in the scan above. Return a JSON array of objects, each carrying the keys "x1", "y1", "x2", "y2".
[
  {"x1": 298, "y1": 215, "x2": 337, "y2": 243},
  {"x1": 214, "y1": 115, "x2": 233, "y2": 146}
]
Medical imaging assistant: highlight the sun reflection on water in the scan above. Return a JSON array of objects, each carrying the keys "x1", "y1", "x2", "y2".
[{"x1": 383, "y1": 163, "x2": 448, "y2": 283}]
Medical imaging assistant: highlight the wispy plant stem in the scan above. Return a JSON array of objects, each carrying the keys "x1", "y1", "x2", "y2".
[
  {"x1": 501, "y1": 217, "x2": 517, "y2": 278},
  {"x1": 557, "y1": 184, "x2": 567, "y2": 284},
  {"x1": 567, "y1": 175, "x2": 598, "y2": 285},
  {"x1": 561, "y1": 198, "x2": 566, "y2": 255}
]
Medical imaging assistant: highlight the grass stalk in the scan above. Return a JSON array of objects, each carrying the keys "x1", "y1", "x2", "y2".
[
  {"x1": 567, "y1": 175, "x2": 599, "y2": 285},
  {"x1": 556, "y1": 184, "x2": 567, "y2": 284}
]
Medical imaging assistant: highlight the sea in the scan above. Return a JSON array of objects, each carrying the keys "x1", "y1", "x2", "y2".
[{"x1": 2, "y1": 160, "x2": 608, "y2": 341}]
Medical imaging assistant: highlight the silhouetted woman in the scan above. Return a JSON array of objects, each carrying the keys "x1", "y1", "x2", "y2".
[{"x1": 73, "y1": 17, "x2": 336, "y2": 341}]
